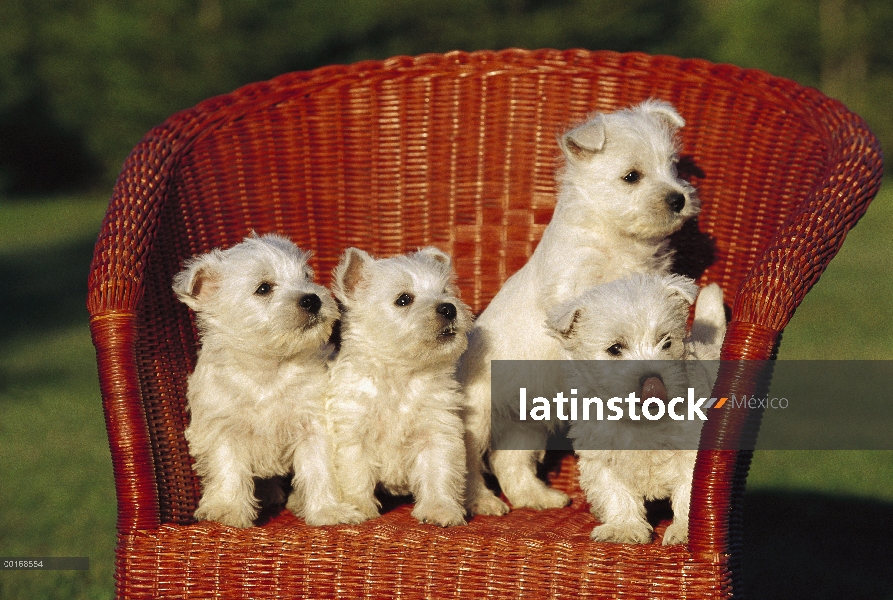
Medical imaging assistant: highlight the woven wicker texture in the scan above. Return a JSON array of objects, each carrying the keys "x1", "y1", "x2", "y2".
[{"x1": 88, "y1": 49, "x2": 882, "y2": 598}]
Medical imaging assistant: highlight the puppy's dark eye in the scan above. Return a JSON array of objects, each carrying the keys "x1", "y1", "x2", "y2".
[
  {"x1": 622, "y1": 170, "x2": 641, "y2": 184},
  {"x1": 662, "y1": 339, "x2": 673, "y2": 350},
  {"x1": 255, "y1": 282, "x2": 273, "y2": 296},
  {"x1": 607, "y1": 343, "x2": 623, "y2": 356},
  {"x1": 395, "y1": 293, "x2": 414, "y2": 307}
]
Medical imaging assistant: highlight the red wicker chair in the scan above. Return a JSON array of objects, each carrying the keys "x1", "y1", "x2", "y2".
[{"x1": 88, "y1": 49, "x2": 882, "y2": 598}]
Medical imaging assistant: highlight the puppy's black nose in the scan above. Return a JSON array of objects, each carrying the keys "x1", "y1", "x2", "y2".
[
  {"x1": 300, "y1": 293, "x2": 322, "y2": 314},
  {"x1": 666, "y1": 192, "x2": 686, "y2": 213},
  {"x1": 436, "y1": 303, "x2": 457, "y2": 320}
]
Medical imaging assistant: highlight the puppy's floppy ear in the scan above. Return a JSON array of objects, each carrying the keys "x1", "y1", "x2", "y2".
[
  {"x1": 661, "y1": 273, "x2": 699, "y2": 306},
  {"x1": 333, "y1": 247, "x2": 373, "y2": 303},
  {"x1": 560, "y1": 114, "x2": 606, "y2": 162},
  {"x1": 172, "y1": 251, "x2": 223, "y2": 311},
  {"x1": 546, "y1": 301, "x2": 583, "y2": 341},
  {"x1": 638, "y1": 99, "x2": 686, "y2": 130}
]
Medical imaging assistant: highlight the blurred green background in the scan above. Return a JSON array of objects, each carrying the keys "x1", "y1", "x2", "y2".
[{"x1": 0, "y1": 0, "x2": 890, "y2": 598}]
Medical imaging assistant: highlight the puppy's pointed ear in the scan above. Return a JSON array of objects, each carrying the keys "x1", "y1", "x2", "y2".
[
  {"x1": 172, "y1": 251, "x2": 223, "y2": 311},
  {"x1": 690, "y1": 282, "x2": 726, "y2": 347},
  {"x1": 333, "y1": 247, "x2": 372, "y2": 303},
  {"x1": 639, "y1": 99, "x2": 685, "y2": 130},
  {"x1": 560, "y1": 115, "x2": 606, "y2": 163},
  {"x1": 662, "y1": 273, "x2": 699, "y2": 306},
  {"x1": 416, "y1": 246, "x2": 451, "y2": 267},
  {"x1": 416, "y1": 246, "x2": 456, "y2": 280},
  {"x1": 546, "y1": 302, "x2": 583, "y2": 341}
]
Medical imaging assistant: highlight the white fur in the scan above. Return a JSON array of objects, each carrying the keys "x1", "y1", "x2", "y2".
[
  {"x1": 545, "y1": 273, "x2": 726, "y2": 545},
  {"x1": 458, "y1": 100, "x2": 700, "y2": 513},
  {"x1": 327, "y1": 247, "x2": 471, "y2": 527},
  {"x1": 173, "y1": 233, "x2": 364, "y2": 528}
]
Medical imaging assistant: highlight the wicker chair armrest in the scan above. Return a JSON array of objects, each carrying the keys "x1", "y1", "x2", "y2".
[
  {"x1": 88, "y1": 115, "x2": 208, "y2": 532},
  {"x1": 688, "y1": 99, "x2": 883, "y2": 555}
]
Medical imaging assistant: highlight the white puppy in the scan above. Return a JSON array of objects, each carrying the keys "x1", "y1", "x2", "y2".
[
  {"x1": 173, "y1": 233, "x2": 363, "y2": 528},
  {"x1": 546, "y1": 273, "x2": 726, "y2": 544},
  {"x1": 458, "y1": 99, "x2": 701, "y2": 514},
  {"x1": 327, "y1": 247, "x2": 472, "y2": 527}
]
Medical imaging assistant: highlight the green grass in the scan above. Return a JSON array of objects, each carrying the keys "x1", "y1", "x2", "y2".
[
  {"x1": 732, "y1": 185, "x2": 893, "y2": 599},
  {"x1": 0, "y1": 194, "x2": 116, "y2": 600},
  {"x1": 0, "y1": 196, "x2": 110, "y2": 255},
  {"x1": 0, "y1": 185, "x2": 890, "y2": 599},
  {"x1": 775, "y1": 183, "x2": 893, "y2": 361},
  {"x1": 747, "y1": 183, "x2": 893, "y2": 503}
]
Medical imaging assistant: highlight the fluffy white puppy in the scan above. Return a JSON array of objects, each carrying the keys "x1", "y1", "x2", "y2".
[
  {"x1": 459, "y1": 99, "x2": 701, "y2": 514},
  {"x1": 173, "y1": 233, "x2": 363, "y2": 528},
  {"x1": 327, "y1": 247, "x2": 472, "y2": 527},
  {"x1": 546, "y1": 273, "x2": 726, "y2": 544}
]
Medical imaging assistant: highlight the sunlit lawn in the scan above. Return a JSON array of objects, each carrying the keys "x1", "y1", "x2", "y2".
[
  {"x1": 0, "y1": 194, "x2": 115, "y2": 600},
  {"x1": 752, "y1": 183, "x2": 893, "y2": 502},
  {"x1": 0, "y1": 184, "x2": 890, "y2": 598}
]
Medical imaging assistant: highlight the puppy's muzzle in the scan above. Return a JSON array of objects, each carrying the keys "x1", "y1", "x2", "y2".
[
  {"x1": 436, "y1": 303, "x2": 458, "y2": 337},
  {"x1": 665, "y1": 192, "x2": 686, "y2": 213},
  {"x1": 299, "y1": 293, "x2": 322, "y2": 314}
]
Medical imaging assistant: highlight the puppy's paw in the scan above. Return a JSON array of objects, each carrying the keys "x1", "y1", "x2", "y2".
[
  {"x1": 412, "y1": 501, "x2": 467, "y2": 527},
  {"x1": 195, "y1": 501, "x2": 256, "y2": 528},
  {"x1": 590, "y1": 521, "x2": 653, "y2": 544},
  {"x1": 509, "y1": 486, "x2": 570, "y2": 511},
  {"x1": 662, "y1": 520, "x2": 689, "y2": 545},
  {"x1": 342, "y1": 496, "x2": 381, "y2": 522},
  {"x1": 290, "y1": 490, "x2": 379, "y2": 525},
  {"x1": 467, "y1": 491, "x2": 510, "y2": 516},
  {"x1": 303, "y1": 503, "x2": 372, "y2": 527}
]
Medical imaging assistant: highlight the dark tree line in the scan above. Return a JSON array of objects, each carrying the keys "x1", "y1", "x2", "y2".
[{"x1": 0, "y1": 0, "x2": 888, "y2": 195}]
